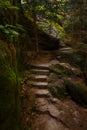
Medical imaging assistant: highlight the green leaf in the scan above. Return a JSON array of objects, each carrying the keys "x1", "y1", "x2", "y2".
[
  {"x1": 16, "y1": 24, "x2": 26, "y2": 32},
  {"x1": 8, "y1": 6, "x2": 19, "y2": 10},
  {"x1": 10, "y1": 30, "x2": 19, "y2": 37},
  {"x1": 28, "y1": 128, "x2": 31, "y2": 130},
  {"x1": 4, "y1": 29, "x2": 10, "y2": 35},
  {"x1": 5, "y1": 24, "x2": 15, "y2": 28},
  {"x1": 0, "y1": 25, "x2": 4, "y2": 30}
]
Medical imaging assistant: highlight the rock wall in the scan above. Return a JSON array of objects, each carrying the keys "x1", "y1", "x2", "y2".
[{"x1": 0, "y1": 41, "x2": 22, "y2": 130}]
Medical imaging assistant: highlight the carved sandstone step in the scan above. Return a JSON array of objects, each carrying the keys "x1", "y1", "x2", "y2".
[
  {"x1": 34, "y1": 89, "x2": 51, "y2": 98},
  {"x1": 31, "y1": 75, "x2": 48, "y2": 82},
  {"x1": 31, "y1": 69, "x2": 49, "y2": 75},
  {"x1": 31, "y1": 82, "x2": 48, "y2": 89},
  {"x1": 31, "y1": 64, "x2": 49, "y2": 70}
]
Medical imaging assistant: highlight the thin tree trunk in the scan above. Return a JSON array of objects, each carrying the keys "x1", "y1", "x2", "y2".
[{"x1": 33, "y1": 14, "x2": 39, "y2": 53}]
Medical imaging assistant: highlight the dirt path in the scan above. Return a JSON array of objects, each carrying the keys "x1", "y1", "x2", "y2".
[{"x1": 22, "y1": 51, "x2": 87, "y2": 130}]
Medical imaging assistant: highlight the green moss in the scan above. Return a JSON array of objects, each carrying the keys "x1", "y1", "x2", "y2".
[
  {"x1": 0, "y1": 41, "x2": 23, "y2": 130},
  {"x1": 49, "y1": 85, "x2": 68, "y2": 100},
  {"x1": 0, "y1": 40, "x2": 11, "y2": 64},
  {"x1": 0, "y1": 64, "x2": 20, "y2": 130},
  {"x1": 48, "y1": 73, "x2": 59, "y2": 82},
  {"x1": 64, "y1": 80, "x2": 87, "y2": 107},
  {"x1": 60, "y1": 50, "x2": 81, "y2": 66},
  {"x1": 50, "y1": 63, "x2": 73, "y2": 76}
]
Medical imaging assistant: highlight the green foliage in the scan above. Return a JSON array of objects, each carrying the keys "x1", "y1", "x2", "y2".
[
  {"x1": 0, "y1": 24, "x2": 19, "y2": 42},
  {"x1": 0, "y1": 0, "x2": 19, "y2": 10},
  {"x1": 0, "y1": 0, "x2": 20, "y2": 33},
  {"x1": 22, "y1": 0, "x2": 67, "y2": 39},
  {"x1": 0, "y1": 0, "x2": 19, "y2": 22},
  {"x1": 0, "y1": 1, "x2": 24, "y2": 130},
  {"x1": 0, "y1": 24, "x2": 25, "y2": 43},
  {"x1": 23, "y1": 0, "x2": 65, "y2": 22},
  {"x1": 64, "y1": 0, "x2": 87, "y2": 43},
  {"x1": 16, "y1": 24, "x2": 26, "y2": 32},
  {"x1": 0, "y1": 1, "x2": 11, "y2": 8},
  {"x1": 0, "y1": 0, "x2": 23, "y2": 43},
  {"x1": 49, "y1": 85, "x2": 68, "y2": 99}
]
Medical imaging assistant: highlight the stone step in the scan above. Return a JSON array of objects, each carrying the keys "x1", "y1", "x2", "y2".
[
  {"x1": 31, "y1": 64, "x2": 49, "y2": 70},
  {"x1": 31, "y1": 82, "x2": 48, "y2": 89},
  {"x1": 34, "y1": 89, "x2": 51, "y2": 98},
  {"x1": 31, "y1": 75, "x2": 48, "y2": 82},
  {"x1": 31, "y1": 69, "x2": 49, "y2": 75}
]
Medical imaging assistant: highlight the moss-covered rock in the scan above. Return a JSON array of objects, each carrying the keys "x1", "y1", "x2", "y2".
[
  {"x1": 58, "y1": 48, "x2": 81, "y2": 66},
  {"x1": 77, "y1": 50, "x2": 87, "y2": 84},
  {"x1": 49, "y1": 85, "x2": 68, "y2": 100},
  {"x1": 50, "y1": 62, "x2": 82, "y2": 77},
  {"x1": 0, "y1": 41, "x2": 22, "y2": 130},
  {"x1": 48, "y1": 73, "x2": 60, "y2": 83},
  {"x1": 64, "y1": 80, "x2": 87, "y2": 107}
]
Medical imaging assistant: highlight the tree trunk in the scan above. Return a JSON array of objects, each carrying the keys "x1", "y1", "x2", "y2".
[{"x1": 33, "y1": 14, "x2": 39, "y2": 53}]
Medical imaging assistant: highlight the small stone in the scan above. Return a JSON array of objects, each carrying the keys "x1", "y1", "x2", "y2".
[{"x1": 50, "y1": 98, "x2": 58, "y2": 103}]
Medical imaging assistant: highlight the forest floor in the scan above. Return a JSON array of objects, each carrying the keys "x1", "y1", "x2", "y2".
[{"x1": 21, "y1": 50, "x2": 87, "y2": 130}]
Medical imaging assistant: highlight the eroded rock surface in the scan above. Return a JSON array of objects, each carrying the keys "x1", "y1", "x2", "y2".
[{"x1": 22, "y1": 51, "x2": 87, "y2": 130}]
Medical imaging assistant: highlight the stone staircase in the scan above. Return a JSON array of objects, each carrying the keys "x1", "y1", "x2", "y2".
[
  {"x1": 23, "y1": 51, "x2": 87, "y2": 130},
  {"x1": 28, "y1": 63, "x2": 69, "y2": 130},
  {"x1": 30, "y1": 64, "x2": 51, "y2": 98}
]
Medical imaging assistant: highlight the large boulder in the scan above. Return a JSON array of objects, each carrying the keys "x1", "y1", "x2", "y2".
[
  {"x1": 38, "y1": 30, "x2": 60, "y2": 50},
  {"x1": 64, "y1": 79, "x2": 87, "y2": 107},
  {"x1": 50, "y1": 61, "x2": 82, "y2": 77}
]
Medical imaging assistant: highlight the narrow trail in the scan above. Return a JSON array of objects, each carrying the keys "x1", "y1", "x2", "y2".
[
  {"x1": 22, "y1": 50, "x2": 87, "y2": 130},
  {"x1": 30, "y1": 66, "x2": 69, "y2": 130},
  {"x1": 28, "y1": 51, "x2": 69, "y2": 130}
]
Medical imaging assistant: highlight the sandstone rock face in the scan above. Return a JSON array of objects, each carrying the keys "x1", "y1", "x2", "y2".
[{"x1": 0, "y1": 41, "x2": 21, "y2": 130}]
